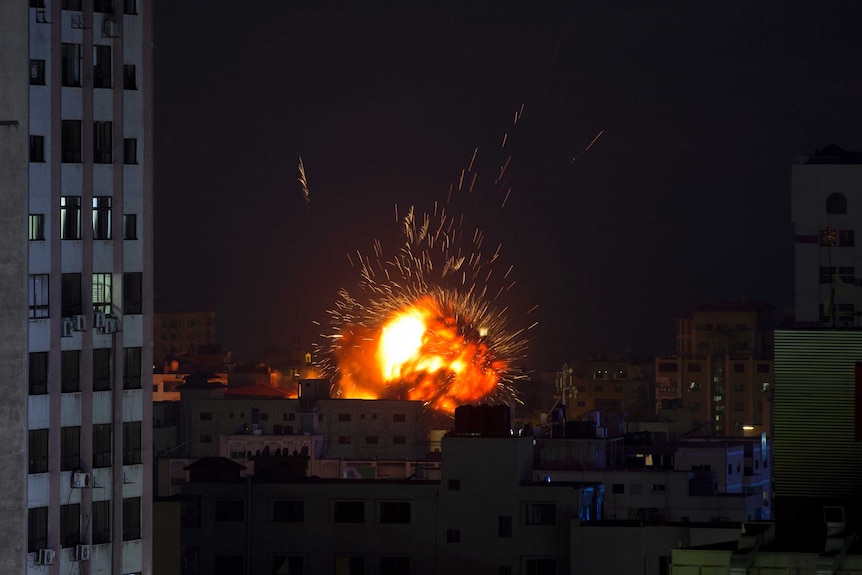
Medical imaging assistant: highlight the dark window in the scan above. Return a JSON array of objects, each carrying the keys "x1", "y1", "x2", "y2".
[
  {"x1": 29, "y1": 214, "x2": 45, "y2": 240},
  {"x1": 124, "y1": 272, "x2": 143, "y2": 314},
  {"x1": 30, "y1": 135, "x2": 45, "y2": 162},
  {"x1": 123, "y1": 0, "x2": 137, "y2": 15},
  {"x1": 181, "y1": 496, "x2": 201, "y2": 528},
  {"x1": 61, "y1": 273, "x2": 83, "y2": 317},
  {"x1": 29, "y1": 352, "x2": 48, "y2": 395},
  {"x1": 215, "y1": 499, "x2": 245, "y2": 522},
  {"x1": 523, "y1": 558, "x2": 556, "y2": 575},
  {"x1": 30, "y1": 0, "x2": 45, "y2": 7},
  {"x1": 366, "y1": 435, "x2": 379, "y2": 444},
  {"x1": 379, "y1": 501, "x2": 410, "y2": 524},
  {"x1": 826, "y1": 192, "x2": 847, "y2": 215},
  {"x1": 734, "y1": 363, "x2": 744, "y2": 373},
  {"x1": 199, "y1": 412, "x2": 212, "y2": 421},
  {"x1": 61, "y1": 195, "x2": 82, "y2": 239},
  {"x1": 393, "y1": 413, "x2": 406, "y2": 423},
  {"x1": 93, "y1": 45, "x2": 111, "y2": 88},
  {"x1": 123, "y1": 214, "x2": 138, "y2": 239},
  {"x1": 756, "y1": 364, "x2": 770, "y2": 374},
  {"x1": 393, "y1": 436, "x2": 406, "y2": 445},
  {"x1": 658, "y1": 362, "x2": 678, "y2": 372},
  {"x1": 333, "y1": 556, "x2": 364, "y2": 575},
  {"x1": 338, "y1": 436, "x2": 351, "y2": 445},
  {"x1": 124, "y1": 347, "x2": 142, "y2": 389},
  {"x1": 338, "y1": 413, "x2": 352, "y2": 422},
  {"x1": 62, "y1": 0, "x2": 82, "y2": 9},
  {"x1": 61, "y1": 350, "x2": 81, "y2": 392},
  {"x1": 215, "y1": 555, "x2": 245, "y2": 575},
  {"x1": 447, "y1": 479, "x2": 460, "y2": 491},
  {"x1": 29, "y1": 429, "x2": 49, "y2": 474},
  {"x1": 92, "y1": 500, "x2": 111, "y2": 544},
  {"x1": 820, "y1": 266, "x2": 836, "y2": 284},
  {"x1": 123, "y1": 64, "x2": 137, "y2": 89},
  {"x1": 273, "y1": 500, "x2": 304, "y2": 523},
  {"x1": 28, "y1": 274, "x2": 49, "y2": 319},
  {"x1": 687, "y1": 363, "x2": 702, "y2": 372},
  {"x1": 446, "y1": 529, "x2": 460, "y2": 543},
  {"x1": 60, "y1": 503, "x2": 81, "y2": 548},
  {"x1": 840, "y1": 229, "x2": 855, "y2": 247},
  {"x1": 524, "y1": 503, "x2": 556, "y2": 525},
  {"x1": 28, "y1": 507, "x2": 48, "y2": 552},
  {"x1": 61, "y1": 426, "x2": 81, "y2": 470},
  {"x1": 93, "y1": 196, "x2": 112, "y2": 239},
  {"x1": 94, "y1": 0, "x2": 114, "y2": 12},
  {"x1": 123, "y1": 138, "x2": 137, "y2": 164},
  {"x1": 61, "y1": 43, "x2": 81, "y2": 87},
  {"x1": 333, "y1": 501, "x2": 364, "y2": 523},
  {"x1": 93, "y1": 423, "x2": 112, "y2": 468},
  {"x1": 652, "y1": 484, "x2": 666, "y2": 492},
  {"x1": 612, "y1": 483, "x2": 625, "y2": 494},
  {"x1": 94, "y1": 121, "x2": 112, "y2": 163},
  {"x1": 272, "y1": 556, "x2": 304, "y2": 575},
  {"x1": 498, "y1": 515, "x2": 512, "y2": 537},
  {"x1": 93, "y1": 348, "x2": 111, "y2": 391},
  {"x1": 123, "y1": 497, "x2": 141, "y2": 541},
  {"x1": 123, "y1": 421, "x2": 142, "y2": 465},
  {"x1": 379, "y1": 557, "x2": 410, "y2": 575}
]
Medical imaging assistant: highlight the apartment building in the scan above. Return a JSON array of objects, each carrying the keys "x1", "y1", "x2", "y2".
[{"x1": 0, "y1": 2, "x2": 153, "y2": 573}]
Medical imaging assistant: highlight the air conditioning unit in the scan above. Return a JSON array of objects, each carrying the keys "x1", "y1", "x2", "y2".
[
  {"x1": 62, "y1": 318, "x2": 75, "y2": 337},
  {"x1": 93, "y1": 312, "x2": 107, "y2": 329},
  {"x1": 36, "y1": 548, "x2": 55, "y2": 565},
  {"x1": 73, "y1": 314, "x2": 87, "y2": 331},
  {"x1": 72, "y1": 472, "x2": 90, "y2": 488},
  {"x1": 102, "y1": 318, "x2": 120, "y2": 334},
  {"x1": 73, "y1": 544, "x2": 91, "y2": 561}
]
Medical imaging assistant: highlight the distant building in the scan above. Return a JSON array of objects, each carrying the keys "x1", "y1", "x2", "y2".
[
  {"x1": 0, "y1": 3, "x2": 153, "y2": 574},
  {"x1": 655, "y1": 301, "x2": 777, "y2": 436},
  {"x1": 153, "y1": 311, "x2": 217, "y2": 366},
  {"x1": 791, "y1": 145, "x2": 862, "y2": 328},
  {"x1": 560, "y1": 354, "x2": 655, "y2": 423}
]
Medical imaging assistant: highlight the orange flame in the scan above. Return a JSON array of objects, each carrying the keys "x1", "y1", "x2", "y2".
[{"x1": 335, "y1": 295, "x2": 506, "y2": 415}]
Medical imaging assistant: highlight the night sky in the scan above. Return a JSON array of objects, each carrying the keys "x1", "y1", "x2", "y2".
[{"x1": 153, "y1": 2, "x2": 862, "y2": 371}]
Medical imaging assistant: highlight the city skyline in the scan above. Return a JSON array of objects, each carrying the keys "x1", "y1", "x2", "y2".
[{"x1": 153, "y1": 2, "x2": 862, "y2": 370}]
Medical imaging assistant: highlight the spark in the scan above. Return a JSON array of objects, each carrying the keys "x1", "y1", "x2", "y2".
[
  {"x1": 571, "y1": 129, "x2": 604, "y2": 163},
  {"x1": 298, "y1": 156, "x2": 311, "y2": 204}
]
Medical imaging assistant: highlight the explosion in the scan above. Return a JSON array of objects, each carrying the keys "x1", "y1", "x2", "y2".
[{"x1": 320, "y1": 106, "x2": 533, "y2": 416}]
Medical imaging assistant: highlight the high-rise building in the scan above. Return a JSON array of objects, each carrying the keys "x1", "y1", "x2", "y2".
[
  {"x1": 0, "y1": 3, "x2": 153, "y2": 573},
  {"x1": 792, "y1": 145, "x2": 862, "y2": 327}
]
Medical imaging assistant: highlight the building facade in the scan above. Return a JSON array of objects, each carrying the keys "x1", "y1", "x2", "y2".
[{"x1": 0, "y1": 2, "x2": 153, "y2": 573}]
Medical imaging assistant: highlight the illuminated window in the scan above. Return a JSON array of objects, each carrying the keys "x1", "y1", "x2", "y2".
[
  {"x1": 92, "y1": 273, "x2": 112, "y2": 314},
  {"x1": 820, "y1": 228, "x2": 837, "y2": 246}
]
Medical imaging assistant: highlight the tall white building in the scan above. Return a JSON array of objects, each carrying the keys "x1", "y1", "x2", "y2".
[
  {"x1": 0, "y1": 2, "x2": 153, "y2": 574},
  {"x1": 792, "y1": 145, "x2": 862, "y2": 327}
]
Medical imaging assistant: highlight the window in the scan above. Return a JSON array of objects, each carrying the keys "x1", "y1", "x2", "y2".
[
  {"x1": 338, "y1": 413, "x2": 352, "y2": 422},
  {"x1": 652, "y1": 484, "x2": 666, "y2": 492},
  {"x1": 658, "y1": 362, "x2": 678, "y2": 372},
  {"x1": 61, "y1": 273, "x2": 83, "y2": 317},
  {"x1": 62, "y1": 0, "x2": 82, "y2": 8},
  {"x1": 199, "y1": 412, "x2": 212, "y2": 421},
  {"x1": 728, "y1": 464, "x2": 733, "y2": 474},
  {"x1": 612, "y1": 483, "x2": 625, "y2": 494},
  {"x1": 94, "y1": 121, "x2": 112, "y2": 163},
  {"x1": 123, "y1": 214, "x2": 138, "y2": 239},
  {"x1": 523, "y1": 558, "x2": 556, "y2": 575},
  {"x1": 333, "y1": 556, "x2": 364, "y2": 575},
  {"x1": 61, "y1": 350, "x2": 81, "y2": 392},
  {"x1": 123, "y1": 64, "x2": 137, "y2": 89},
  {"x1": 594, "y1": 369, "x2": 608, "y2": 379},
  {"x1": 61, "y1": 195, "x2": 82, "y2": 238},
  {"x1": 839, "y1": 266, "x2": 855, "y2": 283},
  {"x1": 61, "y1": 425, "x2": 81, "y2": 470},
  {"x1": 498, "y1": 515, "x2": 512, "y2": 537},
  {"x1": 826, "y1": 192, "x2": 847, "y2": 214},
  {"x1": 29, "y1": 352, "x2": 48, "y2": 395},
  {"x1": 757, "y1": 363, "x2": 770, "y2": 374},
  {"x1": 338, "y1": 436, "x2": 351, "y2": 445},
  {"x1": 60, "y1": 503, "x2": 81, "y2": 548},
  {"x1": 28, "y1": 507, "x2": 48, "y2": 552},
  {"x1": 93, "y1": 44, "x2": 111, "y2": 88},
  {"x1": 447, "y1": 479, "x2": 460, "y2": 490},
  {"x1": 366, "y1": 436, "x2": 378, "y2": 444},
  {"x1": 379, "y1": 501, "x2": 411, "y2": 524},
  {"x1": 272, "y1": 556, "x2": 304, "y2": 575},
  {"x1": 379, "y1": 557, "x2": 410, "y2": 575},
  {"x1": 215, "y1": 500, "x2": 245, "y2": 522},
  {"x1": 734, "y1": 363, "x2": 744, "y2": 373},
  {"x1": 687, "y1": 363, "x2": 702, "y2": 372},
  {"x1": 594, "y1": 384, "x2": 603, "y2": 392},
  {"x1": 820, "y1": 228, "x2": 837, "y2": 247},
  {"x1": 29, "y1": 429, "x2": 49, "y2": 474},
  {"x1": 523, "y1": 503, "x2": 556, "y2": 525},
  {"x1": 61, "y1": 43, "x2": 81, "y2": 87},
  {"x1": 446, "y1": 529, "x2": 460, "y2": 543},
  {"x1": 333, "y1": 501, "x2": 364, "y2": 523},
  {"x1": 93, "y1": 273, "x2": 112, "y2": 314},
  {"x1": 28, "y1": 274, "x2": 49, "y2": 319},
  {"x1": 123, "y1": 420, "x2": 142, "y2": 464},
  {"x1": 124, "y1": 272, "x2": 143, "y2": 314},
  {"x1": 124, "y1": 138, "x2": 137, "y2": 164},
  {"x1": 393, "y1": 413, "x2": 406, "y2": 422},
  {"x1": 92, "y1": 500, "x2": 111, "y2": 544},
  {"x1": 93, "y1": 348, "x2": 111, "y2": 391},
  {"x1": 30, "y1": 134, "x2": 45, "y2": 162},
  {"x1": 93, "y1": 423, "x2": 112, "y2": 468},
  {"x1": 29, "y1": 214, "x2": 45, "y2": 240},
  {"x1": 124, "y1": 347, "x2": 141, "y2": 389},
  {"x1": 123, "y1": 0, "x2": 137, "y2": 15},
  {"x1": 273, "y1": 500, "x2": 304, "y2": 523},
  {"x1": 123, "y1": 497, "x2": 141, "y2": 541},
  {"x1": 840, "y1": 229, "x2": 855, "y2": 247},
  {"x1": 393, "y1": 436, "x2": 406, "y2": 445},
  {"x1": 94, "y1": 0, "x2": 114, "y2": 12},
  {"x1": 30, "y1": 60, "x2": 46, "y2": 85},
  {"x1": 92, "y1": 196, "x2": 112, "y2": 239}
]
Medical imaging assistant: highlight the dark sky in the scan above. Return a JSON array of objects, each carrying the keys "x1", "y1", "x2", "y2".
[{"x1": 153, "y1": 1, "x2": 862, "y2": 371}]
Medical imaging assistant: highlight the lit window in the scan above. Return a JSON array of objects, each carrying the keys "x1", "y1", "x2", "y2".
[{"x1": 92, "y1": 273, "x2": 112, "y2": 314}]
